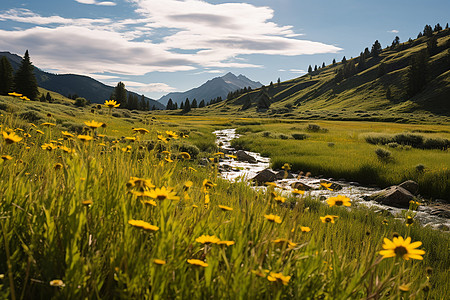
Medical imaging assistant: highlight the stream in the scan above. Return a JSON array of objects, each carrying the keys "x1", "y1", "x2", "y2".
[{"x1": 213, "y1": 128, "x2": 450, "y2": 230}]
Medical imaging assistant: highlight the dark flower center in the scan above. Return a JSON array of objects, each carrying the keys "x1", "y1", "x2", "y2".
[
  {"x1": 157, "y1": 194, "x2": 167, "y2": 200},
  {"x1": 325, "y1": 217, "x2": 332, "y2": 222},
  {"x1": 335, "y1": 200, "x2": 343, "y2": 206},
  {"x1": 394, "y1": 246, "x2": 408, "y2": 257}
]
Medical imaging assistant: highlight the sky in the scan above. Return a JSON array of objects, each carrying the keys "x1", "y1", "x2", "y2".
[{"x1": 0, "y1": 0, "x2": 448, "y2": 100}]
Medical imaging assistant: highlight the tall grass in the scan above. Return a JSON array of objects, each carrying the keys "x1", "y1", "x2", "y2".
[{"x1": 0, "y1": 111, "x2": 449, "y2": 298}]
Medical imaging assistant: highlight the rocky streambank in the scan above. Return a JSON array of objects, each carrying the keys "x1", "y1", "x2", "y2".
[{"x1": 213, "y1": 128, "x2": 450, "y2": 231}]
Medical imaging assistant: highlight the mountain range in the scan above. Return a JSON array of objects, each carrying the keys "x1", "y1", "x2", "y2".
[
  {"x1": 0, "y1": 51, "x2": 165, "y2": 109},
  {"x1": 158, "y1": 72, "x2": 262, "y2": 106}
]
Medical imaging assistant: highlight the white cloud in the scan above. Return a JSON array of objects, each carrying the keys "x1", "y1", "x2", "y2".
[
  {"x1": 289, "y1": 69, "x2": 305, "y2": 74},
  {"x1": 74, "y1": 0, "x2": 116, "y2": 6},
  {"x1": 122, "y1": 81, "x2": 177, "y2": 93},
  {"x1": 0, "y1": 1, "x2": 342, "y2": 76},
  {"x1": 388, "y1": 29, "x2": 399, "y2": 33}
]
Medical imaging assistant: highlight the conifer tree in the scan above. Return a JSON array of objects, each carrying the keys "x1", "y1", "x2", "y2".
[
  {"x1": 364, "y1": 47, "x2": 370, "y2": 58},
  {"x1": 434, "y1": 23, "x2": 442, "y2": 32},
  {"x1": 14, "y1": 50, "x2": 39, "y2": 100},
  {"x1": 332, "y1": 59, "x2": 336, "y2": 65},
  {"x1": 427, "y1": 36, "x2": 438, "y2": 56},
  {"x1": 371, "y1": 40, "x2": 382, "y2": 57},
  {"x1": 183, "y1": 99, "x2": 191, "y2": 113},
  {"x1": 446, "y1": 23, "x2": 449, "y2": 29},
  {"x1": 199, "y1": 100, "x2": 205, "y2": 108},
  {"x1": 357, "y1": 52, "x2": 366, "y2": 71},
  {"x1": 423, "y1": 25, "x2": 433, "y2": 37},
  {"x1": 46, "y1": 92, "x2": 52, "y2": 102},
  {"x1": 166, "y1": 99, "x2": 174, "y2": 110},
  {"x1": 180, "y1": 101, "x2": 184, "y2": 110},
  {"x1": 341, "y1": 56, "x2": 347, "y2": 64},
  {"x1": 113, "y1": 82, "x2": 127, "y2": 106},
  {"x1": 407, "y1": 50, "x2": 428, "y2": 97},
  {"x1": 277, "y1": 77, "x2": 281, "y2": 85},
  {"x1": 174, "y1": 102, "x2": 178, "y2": 110},
  {"x1": 308, "y1": 65, "x2": 312, "y2": 73},
  {"x1": 0, "y1": 56, "x2": 14, "y2": 95},
  {"x1": 322, "y1": 62, "x2": 325, "y2": 68},
  {"x1": 191, "y1": 98, "x2": 198, "y2": 108},
  {"x1": 314, "y1": 65, "x2": 318, "y2": 71}
]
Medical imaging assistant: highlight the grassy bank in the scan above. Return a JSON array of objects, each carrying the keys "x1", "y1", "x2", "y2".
[
  {"x1": 230, "y1": 120, "x2": 450, "y2": 201},
  {"x1": 0, "y1": 101, "x2": 449, "y2": 298}
]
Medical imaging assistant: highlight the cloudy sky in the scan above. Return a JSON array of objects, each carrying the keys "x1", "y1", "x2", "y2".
[{"x1": 0, "y1": 0, "x2": 448, "y2": 99}]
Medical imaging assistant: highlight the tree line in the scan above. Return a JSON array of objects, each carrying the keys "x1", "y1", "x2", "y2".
[
  {"x1": 165, "y1": 96, "x2": 224, "y2": 112},
  {"x1": 0, "y1": 50, "x2": 39, "y2": 100}
]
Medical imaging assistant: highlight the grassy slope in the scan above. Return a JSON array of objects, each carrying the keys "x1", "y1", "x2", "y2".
[
  {"x1": 0, "y1": 100, "x2": 449, "y2": 299},
  {"x1": 190, "y1": 29, "x2": 450, "y2": 121}
]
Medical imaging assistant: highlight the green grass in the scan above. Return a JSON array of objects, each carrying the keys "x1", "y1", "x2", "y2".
[
  {"x1": 0, "y1": 100, "x2": 449, "y2": 299},
  {"x1": 230, "y1": 120, "x2": 450, "y2": 200}
]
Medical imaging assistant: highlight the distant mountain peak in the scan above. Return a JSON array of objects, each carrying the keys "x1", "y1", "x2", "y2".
[{"x1": 158, "y1": 72, "x2": 262, "y2": 106}]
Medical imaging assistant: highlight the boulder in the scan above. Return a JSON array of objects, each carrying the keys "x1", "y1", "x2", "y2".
[
  {"x1": 398, "y1": 180, "x2": 419, "y2": 195},
  {"x1": 319, "y1": 179, "x2": 343, "y2": 191},
  {"x1": 276, "y1": 171, "x2": 295, "y2": 180},
  {"x1": 290, "y1": 182, "x2": 313, "y2": 191},
  {"x1": 252, "y1": 169, "x2": 277, "y2": 184},
  {"x1": 235, "y1": 150, "x2": 257, "y2": 163},
  {"x1": 366, "y1": 186, "x2": 415, "y2": 208}
]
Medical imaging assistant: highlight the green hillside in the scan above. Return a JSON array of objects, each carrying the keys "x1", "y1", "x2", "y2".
[{"x1": 197, "y1": 28, "x2": 450, "y2": 120}]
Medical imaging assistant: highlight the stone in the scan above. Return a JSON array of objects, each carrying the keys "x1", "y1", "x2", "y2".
[
  {"x1": 235, "y1": 150, "x2": 257, "y2": 163},
  {"x1": 429, "y1": 209, "x2": 450, "y2": 219},
  {"x1": 319, "y1": 179, "x2": 343, "y2": 191},
  {"x1": 398, "y1": 180, "x2": 419, "y2": 195},
  {"x1": 436, "y1": 224, "x2": 449, "y2": 231},
  {"x1": 252, "y1": 169, "x2": 277, "y2": 184},
  {"x1": 290, "y1": 182, "x2": 313, "y2": 191},
  {"x1": 367, "y1": 186, "x2": 415, "y2": 208},
  {"x1": 276, "y1": 171, "x2": 295, "y2": 180}
]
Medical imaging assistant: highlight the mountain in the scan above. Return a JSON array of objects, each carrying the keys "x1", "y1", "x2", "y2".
[
  {"x1": 0, "y1": 51, "x2": 165, "y2": 109},
  {"x1": 158, "y1": 72, "x2": 262, "y2": 106},
  {"x1": 204, "y1": 27, "x2": 450, "y2": 118}
]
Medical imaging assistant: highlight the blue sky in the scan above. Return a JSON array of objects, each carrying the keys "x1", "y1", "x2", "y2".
[{"x1": 0, "y1": 0, "x2": 448, "y2": 100}]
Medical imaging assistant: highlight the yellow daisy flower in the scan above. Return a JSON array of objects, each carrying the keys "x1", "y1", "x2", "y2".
[
  {"x1": 2, "y1": 131, "x2": 22, "y2": 144},
  {"x1": 380, "y1": 236, "x2": 425, "y2": 260},
  {"x1": 326, "y1": 195, "x2": 351, "y2": 207},
  {"x1": 147, "y1": 186, "x2": 180, "y2": 201},
  {"x1": 320, "y1": 215, "x2": 338, "y2": 223},
  {"x1": 187, "y1": 259, "x2": 208, "y2": 267},
  {"x1": 195, "y1": 235, "x2": 221, "y2": 244},
  {"x1": 264, "y1": 214, "x2": 282, "y2": 224},
  {"x1": 128, "y1": 220, "x2": 159, "y2": 232}
]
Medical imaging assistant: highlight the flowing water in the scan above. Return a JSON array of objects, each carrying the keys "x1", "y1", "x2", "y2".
[{"x1": 213, "y1": 128, "x2": 450, "y2": 230}]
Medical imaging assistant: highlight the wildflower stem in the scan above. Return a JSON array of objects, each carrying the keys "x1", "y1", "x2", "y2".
[{"x1": 2, "y1": 222, "x2": 16, "y2": 300}]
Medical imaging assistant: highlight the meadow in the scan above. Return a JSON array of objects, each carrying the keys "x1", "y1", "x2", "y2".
[
  {"x1": 0, "y1": 96, "x2": 449, "y2": 299},
  {"x1": 230, "y1": 120, "x2": 450, "y2": 201}
]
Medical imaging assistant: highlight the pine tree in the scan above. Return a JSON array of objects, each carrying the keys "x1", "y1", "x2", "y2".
[
  {"x1": 335, "y1": 68, "x2": 344, "y2": 83},
  {"x1": 14, "y1": 50, "x2": 39, "y2": 100},
  {"x1": 180, "y1": 101, "x2": 184, "y2": 110},
  {"x1": 423, "y1": 25, "x2": 433, "y2": 37},
  {"x1": 446, "y1": 23, "x2": 449, "y2": 29},
  {"x1": 364, "y1": 47, "x2": 371, "y2": 58},
  {"x1": 199, "y1": 100, "x2": 205, "y2": 108},
  {"x1": 0, "y1": 56, "x2": 14, "y2": 95},
  {"x1": 371, "y1": 40, "x2": 382, "y2": 57},
  {"x1": 166, "y1": 99, "x2": 174, "y2": 110},
  {"x1": 182, "y1": 99, "x2": 191, "y2": 113},
  {"x1": 113, "y1": 82, "x2": 127, "y2": 106},
  {"x1": 341, "y1": 56, "x2": 347, "y2": 64},
  {"x1": 314, "y1": 65, "x2": 318, "y2": 71},
  {"x1": 277, "y1": 77, "x2": 281, "y2": 85},
  {"x1": 332, "y1": 58, "x2": 336, "y2": 65},
  {"x1": 191, "y1": 98, "x2": 198, "y2": 108},
  {"x1": 174, "y1": 102, "x2": 178, "y2": 110},
  {"x1": 391, "y1": 36, "x2": 400, "y2": 48},
  {"x1": 308, "y1": 65, "x2": 312, "y2": 73},
  {"x1": 407, "y1": 50, "x2": 428, "y2": 97},
  {"x1": 46, "y1": 92, "x2": 52, "y2": 102},
  {"x1": 434, "y1": 23, "x2": 442, "y2": 32},
  {"x1": 242, "y1": 94, "x2": 252, "y2": 110},
  {"x1": 357, "y1": 52, "x2": 366, "y2": 71},
  {"x1": 417, "y1": 32, "x2": 423, "y2": 38},
  {"x1": 427, "y1": 36, "x2": 438, "y2": 56},
  {"x1": 322, "y1": 62, "x2": 325, "y2": 68}
]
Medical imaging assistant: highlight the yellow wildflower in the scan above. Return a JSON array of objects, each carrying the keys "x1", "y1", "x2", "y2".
[
  {"x1": 61, "y1": 131, "x2": 74, "y2": 138},
  {"x1": 166, "y1": 130, "x2": 178, "y2": 139},
  {"x1": 267, "y1": 272, "x2": 291, "y2": 285},
  {"x1": 132, "y1": 128, "x2": 149, "y2": 134},
  {"x1": 2, "y1": 131, "x2": 22, "y2": 144},
  {"x1": 77, "y1": 135, "x2": 93, "y2": 142},
  {"x1": 217, "y1": 240, "x2": 235, "y2": 246},
  {"x1": 326, "y1": 195, "x2": 351, "y2": 207},
  {"x1": 300, "y1": 226, "x2": 311, "y2": 232},
  {"x1": 49, "y1": 279, "x2": 65, "y2": 287},
  {"x1": 320, "y1": 215, "x2": 338, "y2": 223},
  {"x1": 218, "y1": 205, "x2": 233, "y2": 211},
  {"x1": 187, "y1": 259, "x2": 208, "y2": 267},
  {"x1": 41, "y1": 143, "x2": 57, "y2": 151},
  {"x1": 84, "y1": 120, "x2": 103, "y2": 129},
  {"x1": 1, "y1": 155, "x2": 13, "y2": 161},
  {"x1": 380, "y1": 236, "x2": 425, "y2": 260},
  {"x1": 153, "y1": 259, "x2": 166, "y2": 265},
  {"x1": 128, "y1": 219, "x2": 159, "y2": 232},
  {"x1": 264, "y1": 214, "x2": 282, "y2": 224},
  {"x1": 41, "y1": 122, "x2": 56, "y2": 127},
  {"x1": 147, "y1": 186, "x2": 180, "y2": 201},
  {"x1": 195, "y1": 235, "x2": 220, "y2": 244},
  {"x1": 180, "y1": 152, "x2": 191, "y2": 160},
  {"x1": 104, "y1": 100, "x2": 120, "y2": 108}
]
